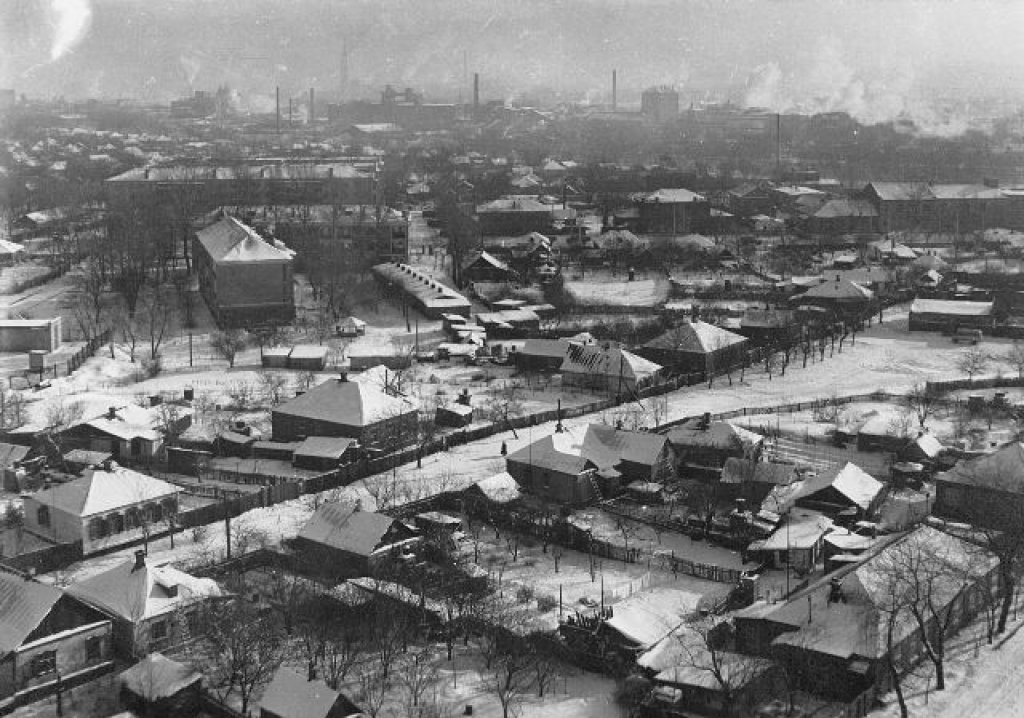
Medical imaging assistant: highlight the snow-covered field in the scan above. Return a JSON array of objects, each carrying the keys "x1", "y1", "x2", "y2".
[{"x1": 565, "y1": 277, "x2": 670, "y2": 307}]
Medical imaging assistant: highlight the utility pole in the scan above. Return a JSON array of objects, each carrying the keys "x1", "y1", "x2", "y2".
[{"x1": 224, "y1": 496, "x2": 231, "y2": 560}]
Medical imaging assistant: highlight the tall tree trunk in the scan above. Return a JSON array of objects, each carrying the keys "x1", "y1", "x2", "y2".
[{"x1": 998, "y1": 568, "x2": 1015, "y2": 634}]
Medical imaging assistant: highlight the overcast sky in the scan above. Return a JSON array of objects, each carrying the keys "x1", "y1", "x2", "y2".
[{"x1": 3, "y1": 0, "x2": 1023, "y2": 128}]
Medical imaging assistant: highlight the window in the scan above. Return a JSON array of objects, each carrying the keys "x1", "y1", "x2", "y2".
[
  {"x1": 85, "y1": 636, "x2": 102, "y2": 660},
  {"x1": 150, "y1": 620, "x2": 167, "y2": 641},
  {"x1": 36, "y1": 506, "x2": 50, "y2": 527},
  {"x1": 32, "y1": 651, "x2": 57, "y2": 677}
]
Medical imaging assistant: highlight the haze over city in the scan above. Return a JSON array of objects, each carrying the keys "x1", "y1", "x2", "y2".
[{"x1": 5, "y1": 0, "x2": 1024, "y2": 135}]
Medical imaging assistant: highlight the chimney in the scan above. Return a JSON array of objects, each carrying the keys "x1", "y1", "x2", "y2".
[
  {"x1": 612, "y1": 69, "x2": 617, "y2": 112},
  {"x1": 143, "y1": 168, "x2": 150, "y2": 180},
  {"x1": 473, "y1": 73, "x2": 480, "y2": 110},
  {"x1": 132, "y1": 549, "x2": 146, "y2": 572},
  {"x1": 701, "y1": 411, "x2": 711, "y2": 430},
  {"x1": 338, "y1": 372, "x2": 348, "y2": 383},
  {"x1": 107, "y1": 406, "x2": 117, "y2": 420}
]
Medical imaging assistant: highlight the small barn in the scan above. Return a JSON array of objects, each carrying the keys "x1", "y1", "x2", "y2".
[
  {"x1": 793, "y1": 462, "x2": 884, "y2": 519},
  {"x1": 294, "y1": 503, "x2": 418, "y2": 577}
]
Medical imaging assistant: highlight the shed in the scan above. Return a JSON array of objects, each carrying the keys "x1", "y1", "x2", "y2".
[
  {"x1": 436, "y1": 403, "x2": 474, "y2": 427},
  {"x1": 288, "y1": 345, "x2": 330, "y2": 371},
  {"x1": 293, "y1": 436, "x2": 357, "y2": 471},
  {"x1": 262, "y1": 346, "x2": 292, "y2": 368},
  {"x1": 793, "y1": 462, "x2": 884, "y2": 518}
]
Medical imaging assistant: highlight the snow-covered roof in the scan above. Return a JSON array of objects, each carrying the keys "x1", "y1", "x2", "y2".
[
  {"x1": 910, "y1": 299, "x2": 993, "y2": 316},
  {"x1": 298, "y1": 504, "x2": 401, "y2": 557},
  {"x1": 559, "y1": 343, "x2": 662, "y2": 381},
  {"x1": 794, "y1": 462, "x2": 883, "y2": 511},
  {"x1": 196, "y1": 215, "x2": 293, "y2": 263},
  {"x1": 260, "y1": 667, "x2": 350, "y2": 718},
  {"x1": 470, "y1": 472, "x2": 522, "y2": 504},
  {"x1": 749, "y1": 510, "x2": 833, "y2": 551},
  {"x1": 666, "y1": 421, "x2": 764, "y2": 452},
  {"x1": 68, "y1": 558, "x2": 222, "y2": 621},
  {"x1": 642, "y1": 321, "x2": 747, "y2": 354},
  {"x1": 0, "y1": 573, "x2": 65, "y2": 655},
  {"x1": 603, "y1": 587, "x2": 704, "y2": 649},
  {"x1": 30, "y1": 465, "x2": 180, "y2": 518},
  {"x1": 119, "y1": 653, "x2": 201, "y2": 700},
  {"x1": 273, "y1": 377, "x2": 416, "y2": 427},
  {"x1": 798, "y1": 278, "x2": 874, "y2": 302}
]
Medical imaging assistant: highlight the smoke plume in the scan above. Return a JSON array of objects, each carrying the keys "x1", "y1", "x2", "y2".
[{"x1": 49, "y1": 0, "x2": 92, "y2": 62}]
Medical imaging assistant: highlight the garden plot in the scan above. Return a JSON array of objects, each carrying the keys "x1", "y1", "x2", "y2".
[{"x1": 463, "y1": 517, "x2": 731, "y2": 629}]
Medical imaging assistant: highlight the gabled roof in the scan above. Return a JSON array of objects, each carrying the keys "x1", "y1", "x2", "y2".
[
  {"x1": 119, "y1": 653, "x2": 202, "y2": 700},
  {"x1": 642, "y1": 321, "x2": 747, "y2": 354},
  {"x1": 0, "y1": 442, "x2": 30, "y2": 468},
  {"x1": 794, "y1": 462, "x2": 883, "y2": 510},
  {"x1": 260, "y1": 667, "x2": 350, "y2": 718},
  {"x1": 507, "y1": 424, "x2": 667, "y2": 475},
  {"x1": 67, "y1": 559, "x2": 222, "y2": 621},
  {"x1": 506, "y1": 432, "x2": 595, "y2": 476},
  {"x1": 560, "y1": 343, "x2": 662, "y2": 380},
  {"x1": 196, "y1": 216, "x2": 293, "y2": 264},
  {"x1": 273, "y1": 378, "x2": 415, "y2": 427},
  {"x1": 0, "y1": 573, "x2": 65, "y2": 655},
  {"x1": 298, "y1": 504, "x2": 400, "y2": 557},
  {"x1": 31, "y1": 465, "x2": 180, "y2": 518},
  {"x1": 470, "y1": 472, "x2": 522, "y2": 504},
  {"x1": 519, "y1": 338, "x2": 571, "y2": 359},
  {"x1": 583, "y1": 424, "x2": 669, "y2": 468},
  {"x1": 463, "y1": 251, "x2": 509, "y2": 273},
  {"x1": 603, "y1": 587, "x2": 704, "y2": 649},
  {"x1": 798, "y1": 278, "x2": 874, "y2": 302}
]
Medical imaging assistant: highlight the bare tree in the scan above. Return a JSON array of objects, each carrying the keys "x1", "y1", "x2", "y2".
[
  {"x1": 906, "y1": 382, "x2": 943, "y2": 429},
  {"x1": 1003, "y1": 341, "x2": 1024, "y2": 379},
  {"x1": 210, "y1": 329, "x2": 248, "y2": 368},
  {"x1": 397, "y1": 649, "x2": 440, "y2": 714},
  {"x1": 257, "y1": 370, "x2": 289, "y2": 406},
  {"x1": 199, "y1": 598, "x2": 287, "y2": 716},
  {"x1": 674, "y1": 618, "x2": 777, "y2": 718},
  {"x1": 482, "y1": 636, "x2": 534, "y2": 718},
  {"x1": 956, "y1": 347, "x2": 990, "y2": 382},
  {"x1": 137, "y1": 283, "x2": 174, "y2": 360}
]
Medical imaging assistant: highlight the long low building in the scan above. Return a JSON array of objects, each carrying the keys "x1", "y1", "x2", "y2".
[
  {"x1": 372, "y1": 263, "x2": 472, "y2": 318},
  {"x1": 908, "y1": 298, "x2": 995, "y2": 333}
]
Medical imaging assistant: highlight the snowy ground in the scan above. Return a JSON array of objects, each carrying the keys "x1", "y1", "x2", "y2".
[{"x1": 565, "y1": 276, "x2": 671, "y2": 307}]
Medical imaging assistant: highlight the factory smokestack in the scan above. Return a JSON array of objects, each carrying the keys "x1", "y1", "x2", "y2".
[
  {"x1": 473, "y1": 73, "x2": 479, "y2": 110},
  {"x1": 612, "y1": 69, "x2": 617, "y2": 112},
  {"x1": 309, "y1": 87, "x2": 315, "y2": 123},
  {"x1": 275, "y1": 86, "x2": 280, "y2": 134}
]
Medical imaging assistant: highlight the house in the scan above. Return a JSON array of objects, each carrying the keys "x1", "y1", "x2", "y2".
[
  {"x1": 118, "y1": 653, "x2": 202, "y2": 718},
  {"x1": 635, "y1": 188, "x2": 712, "y2": 234},
  {"x1": 791, "y1": 275, "x2": 874, "y2": 317},
  {"x1": 506, "y1": 424, "x2": 675, "y2": 503},
  {"x1": 719, "y1": 458, "x2": 799, "y2": 507},
  {"x1": 67, "y1": 551, "x2": 223, "y2": 658},
  {"x1": 513, "y1": 338, "x2": 571, "y2": 371},
  {"x1": 0, "y1": 571, "x2": 113, "y2": 705},
  {"x1": 22, "y1": 463, "x2": 181, "y2": 555},
  {"x1": 260, "y1": 666, "x2": 361, "y2": 718},
  {"x1": 727, "y1": 182, "x2": 776, "y2": 217},
  {"x1": 294, "y1": 503, "x2": 418, "y2": 577},
  {"x1": 435, "y1": 403, "x2": 474, "y2": 427},
  {"x1": 48, "y1": 404, "x2": 191, "y2": 464},
  {"x1": 193, "y1": 214, "x2": 295, "y2": 328},
  {"x1": 734, "y1": 526, "x2": 999, "y2": 703},
  {"x1": 462, "y1": 251, "x2": 514, "y2": 283},
  {"x1": 935, "y1": 442, "x2": 1024, "y2": 529},
  {"x1": 665, "y1": 420, "x2": 764, "y2": 471},
  {"x1": 476, "y1": 196, "x2": 556, "y2": 236},
  {"x1": 746, "y1": 510, "x2": 834, "y2": 574},
  {"x1": 292, "y1": 436, "x2": 358, "y2": 471},
  {"x1": 805, "y1": 199, "x2": 879, "y2": 236},
  {"x1": 639, "y1": 321, "x2": 748, "y2": 376},
  {"x1": 271, "y1": 375, "x2": 418, "y2": 449},
  {"x1": 738, "y1": 307, "x2": 799, "y2": 344},
  {"x1": 560, "y1": 587, "x2": 704, "y2": 668},
  {"x1": 560, "y1": 342, "x2": 663, "y2": 396},
  {"x1": 792, "y1": 462, "x2": 884, "y2": 520},
  {"x1": 908, "y1": 298, "x2": 995, "y2": 333}
]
